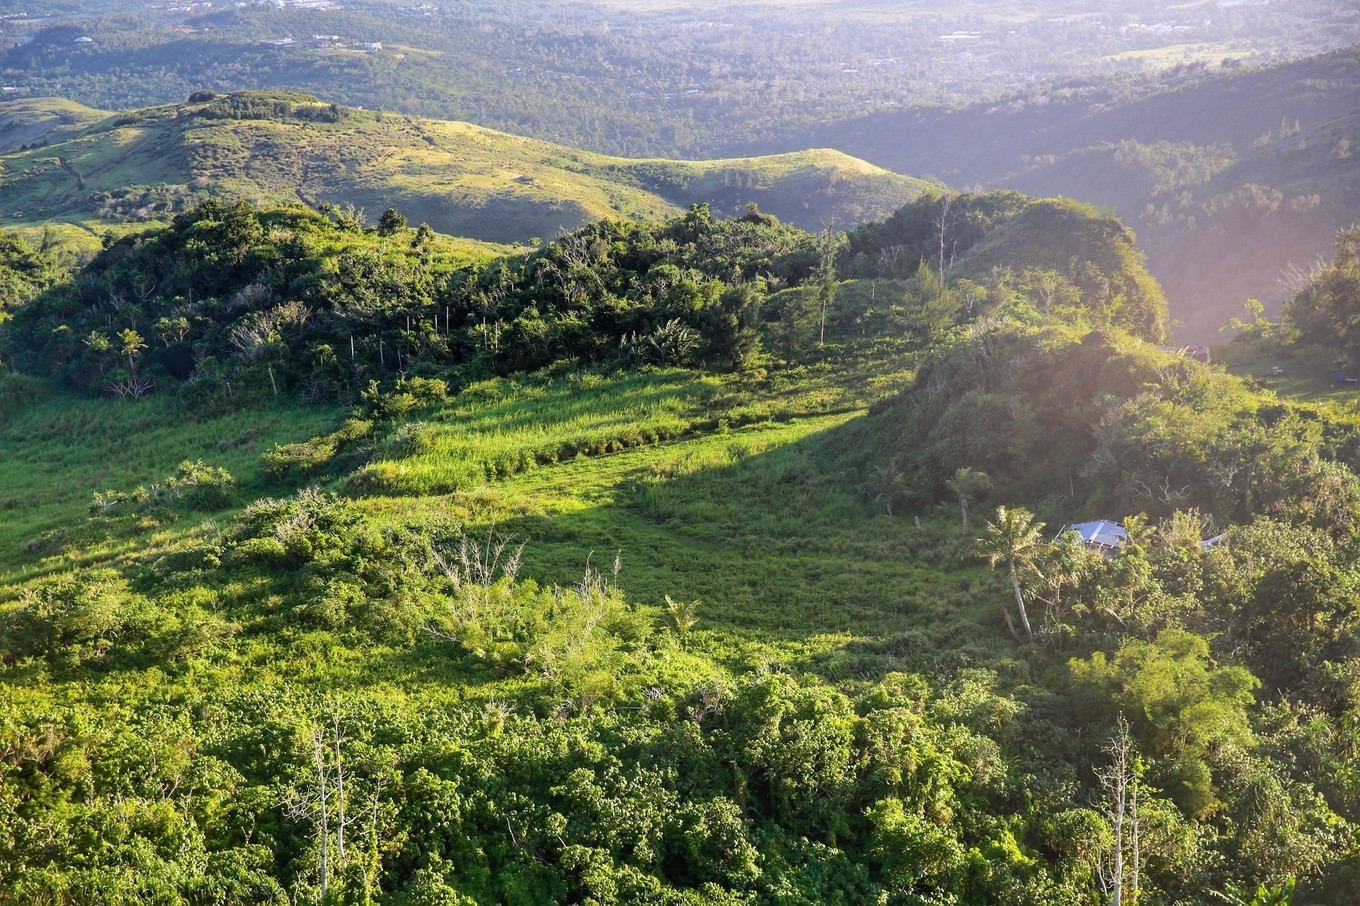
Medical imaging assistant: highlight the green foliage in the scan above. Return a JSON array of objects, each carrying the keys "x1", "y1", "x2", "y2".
[
  {"x1": 861, "y1": 321, "x2": 1360, "y2": 528},
  {"x1": 0, "y1": 230, "x2": 60, "y2": 319},
  {"x1": 1283, "y1": 226, "x2": 1360, "y2": 354},
  {"x1": 90, "y1": 458, "x2": 235, "y2": 520},
  {"x1": 660, "y1": 595, "x2": 700, "y2": 647},
  {"x1": 0, "y1": 362, "x2": 47, "y2": 419},
  {"x1": 0, "y1": 567, "x2": 148, "y2": 667},
  {"x1": 1071, "y1": 629, "x2": 1260, "y2": 817},
  {"x1": 845, "y1": 192, "x2": 1169, "y2": 342},
  {"x1": 0, "y1": 200, "x2": 831, "y2": 401},
  {"x1": 1214, "y1": 877, "x2": 1298, "y2": 906}
]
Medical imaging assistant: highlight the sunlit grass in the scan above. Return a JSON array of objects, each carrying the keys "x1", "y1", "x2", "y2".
[
  {"x1": 2, "y1": 339, "x2": 1008, "y2": 664},
  {"x1": 0, "y1": 394, "x2": 336, "y2": 583},
  {"x1": 1105, "y1": 43, "x2": 1255, "y2": 66}
]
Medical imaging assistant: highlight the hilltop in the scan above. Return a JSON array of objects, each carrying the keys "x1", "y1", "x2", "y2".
[{"x1": 0, "y1": 91, "x2": 934, "y2": 247}]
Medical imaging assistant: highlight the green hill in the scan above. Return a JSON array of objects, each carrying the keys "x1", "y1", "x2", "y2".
[
  {"x1": 999, "y1": 110, "x2": 1360, "y2": 339},
  {"x1": 0, "y1": 91, "x2": 934, "y2": 247},
  {"x1": 0, "y1": 96, "x2": 109, "y2": 154}
]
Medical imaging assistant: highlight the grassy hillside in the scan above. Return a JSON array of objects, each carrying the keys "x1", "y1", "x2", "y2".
[
  {"x1": 0, "y1": 96, "x2": 108, "y2": 154},
  {"x1": 0, "y1": 91, "x2": 933, "y2": 246}
]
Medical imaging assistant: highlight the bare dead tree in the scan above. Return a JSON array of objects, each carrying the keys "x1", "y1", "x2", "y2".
[
  {"x1": 1096, "y1": 715, "x2": 1141, "y2": 906},
  {"x1": 283, "y1": 705, "x2": 387, "y2": 904},
  {"x1": 108, "y1": 376, "x2": 155, "y2": 400},
  {"x1": 285, "y1": 722, "x2": 337, "y2": 903}
]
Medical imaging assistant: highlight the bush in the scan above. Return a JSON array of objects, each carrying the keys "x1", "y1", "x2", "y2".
[
  {"x1": 168, "y1": 459, "x2": 235, "y2": 509},
  {"x1": 0, "y1": 368, "x2": 46, "y2": 419},
  {"x1": 261, "y1": 437, "x2": 339, "y2": 479}
]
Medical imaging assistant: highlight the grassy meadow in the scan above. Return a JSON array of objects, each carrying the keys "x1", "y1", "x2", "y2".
[
  {"x1": 0, "y1": 339, "x2": 999, "y2": 671},
  {"x1": 0, "y1": 394, "x2": 337, "y2": 585}
]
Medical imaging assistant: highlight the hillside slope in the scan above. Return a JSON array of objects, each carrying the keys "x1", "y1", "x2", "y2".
[
  {"x1": 0, "y1": 91, "x2": 934, "y2": 245},
  {"x1": 0, "y1": 96, "x2": 109, "y2": 154}
]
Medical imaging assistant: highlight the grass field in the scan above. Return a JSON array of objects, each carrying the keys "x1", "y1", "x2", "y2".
[
  {"x1": 1105, "y1": 43, "x2": 1256, "y2": 67},
  {"x1": 0, "y1": 394, "x2": 338, "y2": 585},
  {"x1": 0, "y1": 342, "x2": 1004, "y2": 667},
  {"x1": 1221, "y1": 343, "x2": 1360, "y2": 411}
]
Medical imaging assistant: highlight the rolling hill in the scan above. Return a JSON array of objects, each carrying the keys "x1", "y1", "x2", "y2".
[
  {"x1": 0, "y1": 91, "x2": 936, "y2": 248},
  {"x1": 0, "y1": 95, "x2": 109, "y2": 154}
]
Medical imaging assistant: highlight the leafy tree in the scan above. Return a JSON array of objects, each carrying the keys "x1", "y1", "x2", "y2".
[
  {"x1": 1071, "y1": 629, "x2": 1260, "y2": 818},
  {"x1": 377, "y1": 207, "x2": 408, "y2": 236},
  {"x1": 1283, "y1": 226, "x2": 1360, "y2": 356},
  {"x1": 703, "y1": 282, "x2": 764, "y2": 371},
  {"x1": 815, "y1": 226, "x2": 844, "y2": 346},
  {"x1": 0, "y1": 231, "x2": 59, "y2": 320}
]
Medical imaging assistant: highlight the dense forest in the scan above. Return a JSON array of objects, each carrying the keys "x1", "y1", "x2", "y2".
[
  {"x1": 0, "y1": 192, "x2": 1164, "y2": 404},
  {"x1": 2, "y1": 192, "x2": 1360, "y2": 901}
]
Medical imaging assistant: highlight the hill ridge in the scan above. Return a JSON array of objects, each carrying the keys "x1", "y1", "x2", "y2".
[{"x1": 0, "y1": 90, "x2": 936, "y2": 247}]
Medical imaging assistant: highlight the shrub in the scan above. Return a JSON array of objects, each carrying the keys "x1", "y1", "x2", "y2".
[{"x1": 0, "y1": 368, "x2": 45, "y2": 419}]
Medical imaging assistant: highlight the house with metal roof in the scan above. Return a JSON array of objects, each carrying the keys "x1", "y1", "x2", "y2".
[{"x1": 1058, "y1": 519, "x2": 1128, "y2": 551}]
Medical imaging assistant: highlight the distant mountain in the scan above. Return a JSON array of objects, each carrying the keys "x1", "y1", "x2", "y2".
[
  {"x1": 756, "y1": 45, "x2": 1360, "y2": 341},
  {"x1": 0, "y1": 91, "x2": 936, "y2": 246}
]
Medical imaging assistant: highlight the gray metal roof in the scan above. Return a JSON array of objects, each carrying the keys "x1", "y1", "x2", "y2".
[{"x1": 1061, "y1": 520, "x2": 1128, "y2": 548}]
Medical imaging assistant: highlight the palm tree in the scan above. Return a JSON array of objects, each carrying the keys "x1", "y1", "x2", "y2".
[
  {"x1": 1036, "y1": 530, "x2": 1096, "y2": 642},
  {"x1": 864, "y1": 461, "x2": 912, "y2": 517},
  {"x1": 118, "y1": 328, "x2": 147, "y2": 376},
  {"x1": 662, "y1": 595, "x2": 700, "y2": 648},
  {"x1": 946, "y1": 467, "x2": 992, "y2": 535},
  {"x1": 979, "y1": 505, "x2": 1045, "y2": 643}
]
